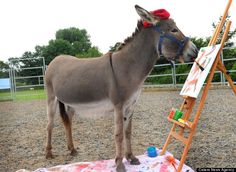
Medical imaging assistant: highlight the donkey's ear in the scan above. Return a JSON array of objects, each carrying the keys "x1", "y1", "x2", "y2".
[{"x1": 135, "y1": 5, "x2": 159, "y2": 24}]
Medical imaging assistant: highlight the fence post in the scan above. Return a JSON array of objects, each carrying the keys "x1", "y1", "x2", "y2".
[
  {"x1": 12, "y1": 68, "x2": 16, "y2": 100},
  {"x1": 42, "y1": 57, "x2": 46, "y2": 90},
  {"x1": 220, "y1": 51, "x2": 225, "y2": 85},
  {"x1": 9, "y1": 68, "x2": 14, "y2": 100},
  {"x1": 171, "y1": 61, "x2": 177, "y2": 87}
]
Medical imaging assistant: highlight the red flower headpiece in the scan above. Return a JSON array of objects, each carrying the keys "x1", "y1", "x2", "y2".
[{"x1": 143, "y1": 9, "x2": 170, "y2": 28}]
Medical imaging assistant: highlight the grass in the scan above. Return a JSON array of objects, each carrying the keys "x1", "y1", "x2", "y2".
[{"x1": 0, "y1": 89, "x2": 46, "y2": 101}]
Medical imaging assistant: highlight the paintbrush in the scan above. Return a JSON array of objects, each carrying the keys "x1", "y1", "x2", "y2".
[{"x1": 194, "y1": 60, "x2": 204, "y2": 71}]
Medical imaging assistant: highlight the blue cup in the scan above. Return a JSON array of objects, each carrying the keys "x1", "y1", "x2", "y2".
[{"x1": 147, "y1": 146, "x2": 157, "y2": 157}]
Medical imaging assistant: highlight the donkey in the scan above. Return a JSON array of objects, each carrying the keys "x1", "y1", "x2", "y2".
[{"x1": 45, "y1": 5, "x2": 198, "y2": 172}]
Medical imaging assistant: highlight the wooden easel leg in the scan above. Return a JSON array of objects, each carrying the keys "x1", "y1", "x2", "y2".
[
  {"x1": 217, "y1": 60, "x2": 236, "y2": 95},
  {"x1": 177, "y1": 129, "x2": 195, "y2": 172},
  {"x1": 160, "y1": 124, "x2": 176, "y2": 155}
]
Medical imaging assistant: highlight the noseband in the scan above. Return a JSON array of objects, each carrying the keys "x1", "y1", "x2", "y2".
[{"x1": 153, "y1": 26, "x2": 189, "y2": 57}]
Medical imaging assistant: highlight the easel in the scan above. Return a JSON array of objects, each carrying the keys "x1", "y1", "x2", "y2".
[{"x1": 160, "y1": 0, "x2": 236, "y2": 171}]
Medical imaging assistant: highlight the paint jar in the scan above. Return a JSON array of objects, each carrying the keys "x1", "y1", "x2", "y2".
[
  {"x1": 173, "y1": 109, "x2": 183, "y2": 121},
  {"x1": 147, "y1": 146, "x2": 158, "y2": 157},
  {"x1": 168, "y1": 108, "x2": 176, "y2": 119},
  {"x1": 178, "y1": 118, "x2": 186, "y2": 124}
]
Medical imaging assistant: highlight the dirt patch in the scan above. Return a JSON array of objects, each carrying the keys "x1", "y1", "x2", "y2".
[{"x1": 0, "y1": 89, "x2": 236, "y2": 171}]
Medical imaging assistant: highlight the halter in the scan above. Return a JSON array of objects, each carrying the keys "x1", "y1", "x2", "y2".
[{"x1": 153, "y1": 26, "x2": 189, "y2": 57}]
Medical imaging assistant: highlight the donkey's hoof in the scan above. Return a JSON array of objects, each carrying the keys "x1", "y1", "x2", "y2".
[
  {"x1": 70, "y1": 149, "x2": 78, "y2": 156},
  {"x1": 116, "y1": 163, "x2": 126, "y2": 172},
  {"x1": 45, "y1": 152, "x2": 54, "y2": 159},
  {"x1": 130, "y1": 157, "x2": 140, "y2": 165}
]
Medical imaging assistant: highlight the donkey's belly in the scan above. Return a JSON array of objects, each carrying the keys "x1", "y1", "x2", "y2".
[{"x1": 66, "y1": 99, "x2": 114, "y2": 118}]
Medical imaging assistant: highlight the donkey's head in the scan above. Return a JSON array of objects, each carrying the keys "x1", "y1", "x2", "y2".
[{"x1": 135, "y1": 5, "x2": 198, "y2": 62}]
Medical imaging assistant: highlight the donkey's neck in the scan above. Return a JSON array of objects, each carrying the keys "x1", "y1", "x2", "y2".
[{"x1": 114, "y1": 27, "x2": 158, "y2": 84}]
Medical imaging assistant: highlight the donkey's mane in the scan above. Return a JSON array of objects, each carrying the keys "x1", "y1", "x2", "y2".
[{"x1": 114, "y1": 20, "x2": 144, "y2": 51}]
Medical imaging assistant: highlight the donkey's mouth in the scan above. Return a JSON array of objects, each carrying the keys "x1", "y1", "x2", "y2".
[
  {"x1": 167, "y1": 56, "x2": 185, "y2": 63},
  {"x1": 178, "y1": 56, "x2": 185, "y2": 63},
  {"x1": 166, "y1": 56, "x2": 176, "y2": 62}
]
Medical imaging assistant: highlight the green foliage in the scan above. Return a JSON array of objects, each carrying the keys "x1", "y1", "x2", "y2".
[
  {"x1": 56, "y1": 27, "x2": 92, "y2": 56},
  {"x1": 175, "y1": 64, "x2": 192, "y2": 84},
  {"x1": 18, "y1": 51, "x2": 45, "y2": 85},
  {"x1": 0, "y1": 60, "x2": 9, "y2": 78},
  {"x1": 109, "y1": 42, "x2": 123, "y2": 52},
  {"x1": 222, "y1": 48, "x2": 236, "y2": 59},
  {"x1": 222, "y1": 48, "x2": 236, "y2": 75},
  {"x1": 41, "y1": 39, "x2": 73, "y2": 65},
  {"x1": 8, "y1": 57, "x2": 21, "y2": 70},
  {"x1": 56, "y1": 28, "x2": 90, "y2": 44},
  {"x1": 76, "y1": 46, "x2": 102, "y2": 58},
  {"x1": 230, "y1": 63, "x2": 236, "y2": 81},
  {"x1": 190, "y1": 37, "x2": 209, "y2": 50},
  {"x1": 145, "y1": 68, "x2": 173, "y2": 85}
]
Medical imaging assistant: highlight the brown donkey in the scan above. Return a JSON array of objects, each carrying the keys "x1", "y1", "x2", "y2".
[{"x1": 45, "y1": 5, "x2": 198, "y2": 172}]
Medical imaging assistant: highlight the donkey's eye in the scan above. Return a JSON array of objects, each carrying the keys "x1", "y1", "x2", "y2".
[{"x1": 171, "y1": 28, "x2": 178, "y2": 33}]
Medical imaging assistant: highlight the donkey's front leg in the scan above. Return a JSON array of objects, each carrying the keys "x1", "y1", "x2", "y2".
[
  {"x1": 114, "y1": 105, "x2": 126, "y2": 172},
  {"x1": 124, "y1": 109, "x2": 140, "y2": 165}
]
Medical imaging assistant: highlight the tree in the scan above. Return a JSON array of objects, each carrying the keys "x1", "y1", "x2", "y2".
[
  {"x1": 0, "y1": 60, "x2": 9, "y2": 78},
  {"x1": 19, "y1": 51, "x2": 45, "y2": 85},
  {"x1": 190, "y1": 37, "x2": 210, "y2": 50},
  {"x1": 109, "y1": 42, "x2": 123, "y2": 52},
  {"x1": 41, "y1": 39, "x2": 73, "y2": 65},
  {"x1": 8, "y1": 57, "x2": 21, "y2": 70},
  {"x1": 38, "y1": 27, "x2": 101, "y2": 65},
  {"x1": 76, "y1": 46, "x2": 102, "y2": 58},
  {"x1": 56, "y1": 27, "x2": 91, "y2": 55}
]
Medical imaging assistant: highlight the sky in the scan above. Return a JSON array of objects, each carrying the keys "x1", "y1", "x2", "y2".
[{"x1": 0, "y1": 0, "x2": 235, "y2": 62}]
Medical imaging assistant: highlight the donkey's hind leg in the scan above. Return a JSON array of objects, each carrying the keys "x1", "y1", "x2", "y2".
[
  {"x1": 45, "y1": 96, "x2": 57, "y2": 159},
  {"x1": 124, "y1": 108, "x2": 140, "y2": 165},
  {"x1": 59, "y1": 103, "x2": 77, "y2": 156}
]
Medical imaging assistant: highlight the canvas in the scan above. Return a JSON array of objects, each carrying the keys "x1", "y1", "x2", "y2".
[{"x1": 180, "y1": 44, "x2": 221, "y2": 98}]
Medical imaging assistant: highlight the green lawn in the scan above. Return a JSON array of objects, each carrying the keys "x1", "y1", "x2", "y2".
[{"x1": 0, "y1": 89, "x2": 46, "y2": 101}]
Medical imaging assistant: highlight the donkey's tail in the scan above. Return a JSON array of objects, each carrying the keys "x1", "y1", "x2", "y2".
[{"x1": 58, "y1": 101, "x2": 70, "y2": 124}]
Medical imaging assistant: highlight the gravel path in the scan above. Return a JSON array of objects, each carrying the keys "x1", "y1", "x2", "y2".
[{"x1": 0, "y1": 88, "x2": 236, "y2": 171}]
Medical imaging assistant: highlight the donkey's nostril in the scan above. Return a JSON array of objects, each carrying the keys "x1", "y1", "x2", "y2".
[{"x1": 191, "y1": 56, "x2": 196, "y2": 61}]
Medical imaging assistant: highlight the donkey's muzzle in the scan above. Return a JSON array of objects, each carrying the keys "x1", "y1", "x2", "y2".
[{"x1": 183, "y1": 41, "x2": 199, "y2": 62}]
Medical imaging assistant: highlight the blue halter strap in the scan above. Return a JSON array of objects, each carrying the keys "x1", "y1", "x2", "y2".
[{"x1": 153, "y1": 26, "x2": 189, "y2": 57}]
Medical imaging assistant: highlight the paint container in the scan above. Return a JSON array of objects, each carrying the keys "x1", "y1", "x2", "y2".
[
  {"x1": 168, "y1": 108, "x2": 176, "y2": 119},
  {"x1": 173, "y1": 109, "x2": 183, "y2": 121},
  {"x1": 178, "y1": 119, "x2": 189, "y2": 126},
  {"x1": 147, "y1": 146, "x2": 158, "y2": 157}
]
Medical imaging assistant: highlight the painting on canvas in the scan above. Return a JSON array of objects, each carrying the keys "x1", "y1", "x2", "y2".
[{"x1": 180, "y1": 44, "x2": 221, "y2": 98}]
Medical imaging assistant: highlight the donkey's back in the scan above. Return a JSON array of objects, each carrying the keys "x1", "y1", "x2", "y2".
[{"x1": 45, "y1": 54, "x2": 113, "y2": 104}]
